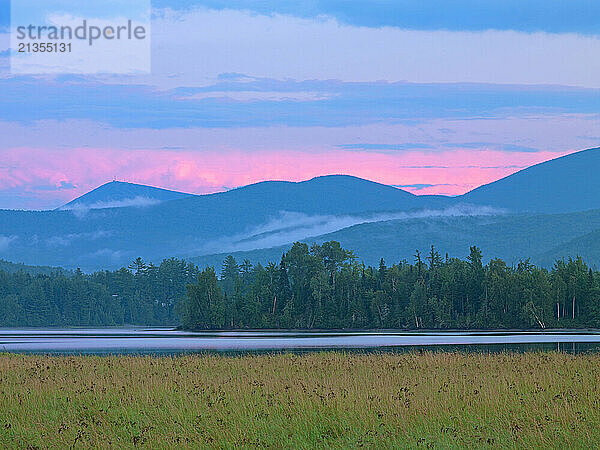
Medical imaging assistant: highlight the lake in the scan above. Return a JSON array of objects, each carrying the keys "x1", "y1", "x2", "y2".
[{"x1": 3, "y1": 328, "x2": 600, "y2": 354}]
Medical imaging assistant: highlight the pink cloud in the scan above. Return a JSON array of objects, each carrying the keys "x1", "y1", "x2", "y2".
[{"x1": 0, "y1": 146, "x2": 575, "y2": 209}]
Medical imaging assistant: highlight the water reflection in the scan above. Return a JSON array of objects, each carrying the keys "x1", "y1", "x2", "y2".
[{"x1": 1, "y1": 328, "x2": 600, "y2": 354}]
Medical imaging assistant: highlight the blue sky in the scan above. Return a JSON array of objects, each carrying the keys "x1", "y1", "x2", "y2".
[
  {"x1": 4, "y1": 1, "x2": 600, "y2": 33},
  {"x1": 0, "y1": 1, "x2": 599, "y2": 210},
  {"x1": 199, "y1": 0, "x2": 599, "y2": 34}
]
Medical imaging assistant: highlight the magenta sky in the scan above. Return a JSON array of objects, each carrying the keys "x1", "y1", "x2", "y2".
[{"x1": 0, "y1": 145, "x2": 577, "y2": 207}]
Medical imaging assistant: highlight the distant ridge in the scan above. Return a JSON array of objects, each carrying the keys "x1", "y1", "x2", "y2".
[
  {"x1": 0, "y1": 174, "x2": 455, "y2": 270},
  {"x1": 189, "y1": 209, "x2": 600, "y2": 270},
  {"x1": 187, "y1": 174, "x2": 451, "y2": 216},
  {"x1": 0, "y1": 259, "x2": 68, "y2": 275},
  {"x1": 537, "y1": 229, "x2": 600, "y2": 268},
  {"x1": 59, "y1": 180, "x2": 193, "y2": 210},
  {"x1": 2, "y1": 149, "x2": 600, "y2": 271},
  {"x1": 460, "y1": 147, "x2": 600, "y2": 213}
]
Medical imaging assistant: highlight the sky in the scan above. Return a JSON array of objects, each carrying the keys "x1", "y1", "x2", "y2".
[{"x1": 1, "y1": 1, "x2": 600, "y2": 209}]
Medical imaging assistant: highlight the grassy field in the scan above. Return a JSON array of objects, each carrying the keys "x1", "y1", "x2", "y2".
[{"x1": 1, "y1": 352, "x2": 600, "y2": 448}]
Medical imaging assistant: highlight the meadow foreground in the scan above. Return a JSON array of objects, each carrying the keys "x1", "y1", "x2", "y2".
[{"x1": 1, "y1": 352, "x2": 599, "y2": 448}]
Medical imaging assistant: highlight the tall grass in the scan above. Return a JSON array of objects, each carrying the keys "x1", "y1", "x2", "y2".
[{"x1": 1, "y1": 352, "x2": 599, "y2": 448}]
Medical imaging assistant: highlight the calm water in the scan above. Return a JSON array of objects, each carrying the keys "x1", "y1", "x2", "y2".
[{"x1": 2, "y1": 328, "x2": 600, "y2": 354}]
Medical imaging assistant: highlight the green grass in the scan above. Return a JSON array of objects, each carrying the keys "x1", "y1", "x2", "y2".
[{"x1": 1, "y1": 352, "x2": 600, "y2": 448}]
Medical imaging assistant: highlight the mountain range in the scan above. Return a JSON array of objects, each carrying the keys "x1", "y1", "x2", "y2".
[{"x1": 1, "y1": 147, "x2": 600, "y2": 271}]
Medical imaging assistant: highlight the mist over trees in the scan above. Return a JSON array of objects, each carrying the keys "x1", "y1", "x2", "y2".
[{"x1": 1, "y1": 241, "x2": 599, "y2": 329}]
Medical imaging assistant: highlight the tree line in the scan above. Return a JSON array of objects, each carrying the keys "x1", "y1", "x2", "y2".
[
  {"x1": 180, "y1": 242, "x2": 600, "y2": 330},
  {"x1": 0, "y1": 258, "x2": 198, "y2": 327},
  {"x1": 1, "y1": 241, "x2": 599, "y2": 329}
]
